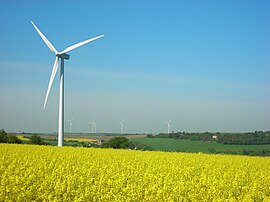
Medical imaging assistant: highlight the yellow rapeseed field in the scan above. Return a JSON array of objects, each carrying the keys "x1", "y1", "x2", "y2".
[
  {"x1": 16, "y1": 136, "x2": 29, "y2": 141},
  {"x1": 65, "y1": 138, "x2": 98, "y2": 143},
  {"x1": 0, "y1": 144, "x2": 270, "y2": 201}
]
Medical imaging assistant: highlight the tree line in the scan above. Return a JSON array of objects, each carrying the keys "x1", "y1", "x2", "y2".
[
  {"x1": 0, "y1": 129, "x2": 22, "y2": 144},
  {"x1": 0, "y1": 129, "x2": 47, "y2": 145},
  {"x1": 87, "y1": 136, "x2": 154, "y2": 151},
  {"x1": 147, "y1": 131, "x2": 270, "y2": 145},
  {"x1": 217, "y1": 131, "x2": 270, "y2": 145},
  {"x1": 1, "y1": 129, "x2": 153, "y2": 150}
]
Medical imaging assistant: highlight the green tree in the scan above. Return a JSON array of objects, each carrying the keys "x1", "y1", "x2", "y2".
[
  {"x1": 29, "y1": 134, "x2": 44, "y2": 145},
  {"x1": 7, "y1": 134, "x2": 22, "y2": 144},
  {"x1": 0, "y1": 129, "x2": 22, "y2": 144},
  {"x1": 0, "y1": 129, "x2": 8, "y2": 143},
  {"x1": 101, "y1": 137, "x2": 131, "y2": 149}
]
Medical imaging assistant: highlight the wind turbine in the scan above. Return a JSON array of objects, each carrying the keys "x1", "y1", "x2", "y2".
[
  {"x1": 165, "y1": 120, "x2": 172, "y2": 134},
  {"x1": 94, "y1": 122, "x2": 97, "y2": 133},
  {"x1": 118, "y1": 120, "x2": 124, "y2": 134},
  {"x1": 67, "y1": 118, "x2": 73, "y2": 133},
  {"x1": 31, "y1": 21, "x2": 104, "y2": 146},
  {"x1": 89, "y1": 119, "x2": 97, "y2": 133}
]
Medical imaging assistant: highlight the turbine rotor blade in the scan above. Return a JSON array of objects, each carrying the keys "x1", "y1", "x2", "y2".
[
  {"x1": 59, "y1": 34, "x2": 104, "y2": 54},
  {"x1": 31, "y1": 21, "x2": 58, "y2": 54},
  {"x1": 43, "y1": 57, "x2": 59, "y2": 109}
]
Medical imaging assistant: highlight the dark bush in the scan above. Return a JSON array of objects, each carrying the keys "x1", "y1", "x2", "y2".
[
  {"x1": 101, "y1": 137, "x2": 131, "y2": 149},
  {"x1": 7, "y1": 134, "x2": 22, "y2": 144},
  {"x1": 0, "y1": 129, "x2": 8, "y2": 143},
  {"x1": 29, "y1": 134, "x2": 44, "y2": 145},
  {"x1": 0, "y1": 129, "x2": 22, "y2": 144}
]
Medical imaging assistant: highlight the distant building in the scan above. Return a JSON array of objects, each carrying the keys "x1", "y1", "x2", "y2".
[{"x1": 98, "y1": 140, "x2": 105, "y2": 145}]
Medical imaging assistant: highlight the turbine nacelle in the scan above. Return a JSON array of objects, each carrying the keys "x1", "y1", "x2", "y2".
[{"x1": 57, "y1": 53, "x2": 70, "y2": 60}]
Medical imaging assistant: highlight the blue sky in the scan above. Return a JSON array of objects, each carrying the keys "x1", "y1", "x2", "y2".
[{"x1": 0, "y1": 0, "x2": 269, "y2": 133}]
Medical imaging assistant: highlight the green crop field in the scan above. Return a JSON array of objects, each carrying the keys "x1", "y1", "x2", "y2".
[{"x1": 132, "y1": 138, "x2": 270, "y2": 153}]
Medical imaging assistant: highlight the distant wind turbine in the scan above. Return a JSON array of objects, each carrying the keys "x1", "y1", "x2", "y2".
[
  {"x1": 31, "y1": 21, "x2": 104, "y2": 146},
  {"x1": 67, "y1": 118, "x2": 73, "y2": 133},
  {"x1": 118, "y1": 120, "x2": 124, "y2": 134},
  {"x1": 165, "y1": 120, "x2": 172, "y2": 134},
  {"x1": 89, "y1": 119, "x2": 97, "y2": 133}
]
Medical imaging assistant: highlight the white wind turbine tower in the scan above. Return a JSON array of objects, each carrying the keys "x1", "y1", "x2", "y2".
[
  {"x1": 67, "y1": 118, "x2": 73, "y2": 133},
  {"x1": 165, "y1": 120, "x2": 172, "y2": 134},
  {"x1": 31, "y1": 21, "x2": 104, "y2": 146},
  {"x1": 94, "y1": 122, "x2": 97, "y2": 133},
  {"x1": 118, "y1": 120, "x2": 124, "y2": 134},
  {"x1": 89, "y1": 119, "x2": 97, "y2": 133}
]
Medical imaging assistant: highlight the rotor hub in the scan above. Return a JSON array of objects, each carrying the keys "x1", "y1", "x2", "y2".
[{"x1": 57, "y1": 53, "x2": 70, "y2": 60}]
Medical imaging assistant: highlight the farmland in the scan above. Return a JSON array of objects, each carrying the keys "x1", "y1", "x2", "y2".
[
  {"x1": 132, "y1": 138, "x2": 270, "y2": 153},
  {"x1": 1, "y1": 144, "x2": 270, "y2": 201},
  {"x1": 14, "y1": 132, "x2": 270, "y2": 155}
]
